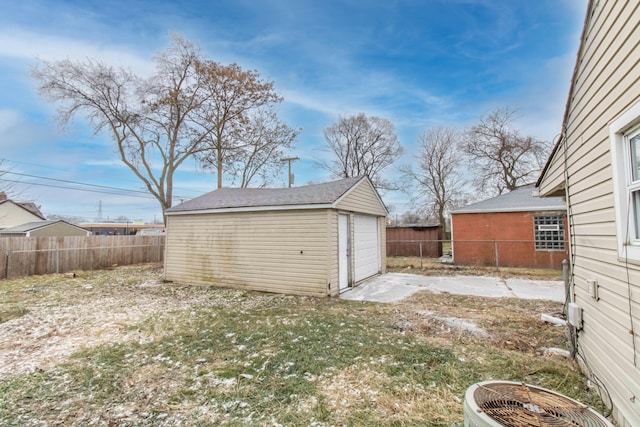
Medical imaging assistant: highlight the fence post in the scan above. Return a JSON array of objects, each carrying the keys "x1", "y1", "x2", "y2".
[
  {"x1": 494, "y1": 240, "x2": 499, "y2": 270},
  {"x1": 55, "y1": 248, "x2": 60, "y2": 274},
  {"x1": 5, "y1": 250, "x2": 10, "y2": 279},
  {"x1": 419, "y1": 241, "x2": 423, "y2": 269},
  {"x1": 562, "y1": 259, "x2": 571, "y2": 308}
]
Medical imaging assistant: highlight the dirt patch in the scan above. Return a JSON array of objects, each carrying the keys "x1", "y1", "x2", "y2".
[
  {"x1": 391, "y1": 291, "x2": 566, "y2": 354},
  {"x1": 0, "y1": 263, "x2": 253, "y2": 380}
]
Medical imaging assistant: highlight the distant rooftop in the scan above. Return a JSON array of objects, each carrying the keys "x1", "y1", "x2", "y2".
[
  {"x1": 452, "y1": 185, "x2": 566, "y2": 214},
  {"x1": 0, "y1": 220, "x2": 86, "y2": 233},
  {"x1": 165, "y1": 176, "x2": 367, "y2": 213}
]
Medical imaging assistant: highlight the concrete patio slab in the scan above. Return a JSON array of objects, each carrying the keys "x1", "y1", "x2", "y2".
[{"x1": 340, "y1": 273, "x2": 564, "y2": 303}]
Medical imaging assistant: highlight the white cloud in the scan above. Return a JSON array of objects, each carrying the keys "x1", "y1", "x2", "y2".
[
  {"x1": 0, "y1": 29, "x2": 154, "y2": 75},
  {"x1": 0, "y1": 109, "x2": 22, "y2": 133}
]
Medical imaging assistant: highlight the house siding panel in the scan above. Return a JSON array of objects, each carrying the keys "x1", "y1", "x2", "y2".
[
  {"x1": 538, "y1": 2, "x2": 640, "y2": 425},
  {"x1": 326, "y1": 210, "x2": 339, "y2": 296},
  {"x1": 0, "y1": 203, "x2": 43, "y2": 229},
  {"x1": 29, "y1": 224, "x2": 89, "y2": 237},
  {"x1": 336, "y1": 180, "x2": 387, "y2": 216},
  {"x1": 379, "y1": 217, "x2": 386, "y2": 275},
  {"x1": 164, "y1": 209, "x2": 330, "y2": 296}
]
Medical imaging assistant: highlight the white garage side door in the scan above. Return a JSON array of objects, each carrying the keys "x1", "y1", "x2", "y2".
[
  {"x1": 354, "y1": 215, "x2": 380, "y2": 282},
  {"x1": 338, "y1": 214, "x2": 350, "y2": 291}
]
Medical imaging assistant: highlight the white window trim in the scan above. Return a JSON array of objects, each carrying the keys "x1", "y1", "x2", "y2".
[{"x1": 610, "y1": 101, "x2": 640, "y2": 260}]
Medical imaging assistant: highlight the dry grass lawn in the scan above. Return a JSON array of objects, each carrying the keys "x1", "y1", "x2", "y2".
[
  {"x1": 387, "y1": 256, "x2": 564, "y2": 280},
  {"x1": 0, "y1": 263, "x2": 601, "y2": 426}
]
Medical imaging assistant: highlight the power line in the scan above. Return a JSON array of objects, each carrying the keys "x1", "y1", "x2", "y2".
[
  {"x1": 0, "y1": 178, "x2": 157, "y2": 199},
  {"x1": 0, "y1": 158, "x2": 202, "y2": 199},
  {"x1": 3, "y1": 170, "x2": 151, "y2": 195},
  {"x1": 0, "y1": 170, "x2": 196, "y2": 201},
  {"x1": 0, "y1": 157, "x2": 77, "y2": 173}
]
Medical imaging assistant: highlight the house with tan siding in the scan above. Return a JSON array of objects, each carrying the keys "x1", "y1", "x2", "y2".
[
  {"x1": 0, "y1": 192, "x2": 46, "y2": 229},
  {"x1": 537, "y1": 1, "x2": 640, "y2": 425},
  {"x1": 163, "y1": 176, "x2": 387, "y2": 297}
]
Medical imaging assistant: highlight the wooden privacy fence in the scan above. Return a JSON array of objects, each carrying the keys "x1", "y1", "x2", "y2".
[
  {"x1": 386, "y1": 225, "x2": 442, "y2": 257},
  {"x1": 0, "y1": 235, "x2": 165, "y2": 279}
]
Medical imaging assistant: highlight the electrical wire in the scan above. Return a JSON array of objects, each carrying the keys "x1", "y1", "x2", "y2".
[
  {"x1": 2, "y1": 170, "x2": 151, "y2": 196},
  {"x1": 574, "y1": 342, "x2": 614, "y2": 418},
  {"x1": 560, "y1": 129, "x2": 578, "y2": 324},
  {"x1": 0, "y1": 157, "x2": 204, "y2": 198},
  {"x1": 0, "y1": 170, "x2": 194, "y2": 202},
  {"x1": 623, "y1": 187, "x2": 638, "y2": 367},
  {"x1": 0, "y1": 178, "x2": 156, "y2": 199},
  {"x1": 560, "y1": 129, "x2": 614, "y2": 418}
]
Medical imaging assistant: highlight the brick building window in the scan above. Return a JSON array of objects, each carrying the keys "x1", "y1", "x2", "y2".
[{"x1": 534, "y1": 215, "x2": 565, "y2": 250}]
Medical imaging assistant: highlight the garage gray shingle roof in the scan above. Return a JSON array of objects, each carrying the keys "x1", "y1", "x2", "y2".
[
  {"x1": 166, "y1": 176, "x2": 365, "y2": 213},
  {"x1": 452, "y1": 185, "x2": 566, "y2": 214}
]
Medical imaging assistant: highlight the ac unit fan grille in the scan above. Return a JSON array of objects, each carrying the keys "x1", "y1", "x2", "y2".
[{"x1": 473, "y1": 382, "x2": 609, "y2": 427}]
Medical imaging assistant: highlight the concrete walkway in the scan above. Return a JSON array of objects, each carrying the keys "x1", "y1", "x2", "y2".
[{"x1": 340, "y1": 273, "x2": 564, "y2": 303}]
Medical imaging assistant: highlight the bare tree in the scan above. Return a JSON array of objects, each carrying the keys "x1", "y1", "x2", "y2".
[
  {"x1": 462, "y1": 106, "x2": 550, "y2": 195},
  {"x1": 46, "y1": 214, "x2": 88, "y2": 224},
  {"x1": 228, "y1": 108, "x2": 299, "y2": 187},
  {"x1": 32, "y1": 36, "x2": 213, "y2": 212},
  {"x1": 32, "y1": 35, "x2": 294, "y2": 213},
  {"x1": 402, "y1": 126, "x2": 467, "y2": 232},
  {"x1": 195, "y1": 62, "x2": 287, "y2": 188},
  {"x1": 319, "y1": 113, "x2": 403, "y2": 190},
  {"x1": 398, "y1": 211, "x2": 429, "y2": 225}
]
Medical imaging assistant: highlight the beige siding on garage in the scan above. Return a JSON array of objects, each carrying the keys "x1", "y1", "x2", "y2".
[
  {"x1": 336, "y1": 179, "x2": 387, "y2": 216},
  {"x1": 538, "y1": 2, "x2": 640, "y2": 425},
  {"x1": 326, "y1": 210, "x2": 340, "y2": 297},
  {"x1": 378, "y1": 216, "x2": 386, "y2": 275},
  {"x1": 165, "y1": 209, "x2": 330, "y2": 296},
  {"x1": 29, "y1": 223, "x2": 90, "y2": 237}
]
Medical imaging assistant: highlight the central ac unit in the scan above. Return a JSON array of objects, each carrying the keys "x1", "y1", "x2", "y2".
[{"x1": 464, "y1": 381, "x2": 613, "y2": 427}]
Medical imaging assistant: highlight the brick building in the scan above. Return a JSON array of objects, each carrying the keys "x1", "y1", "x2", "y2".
[{"x1": 451, "y1": 185, "x2": 567, "y2": 269}]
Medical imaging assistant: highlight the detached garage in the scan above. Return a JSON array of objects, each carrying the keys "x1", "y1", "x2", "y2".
[{"x1": 164, "y1": 176, "x2": 388, "y2": 296}]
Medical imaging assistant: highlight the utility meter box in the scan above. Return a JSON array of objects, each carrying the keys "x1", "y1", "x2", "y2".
[{"x1": 567, "y1": 303, "x2": 583, "y2": 330}]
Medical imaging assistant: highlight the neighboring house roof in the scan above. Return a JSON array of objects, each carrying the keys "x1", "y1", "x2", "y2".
[
  {"x1": 18, "y1": 202, "x2": 46, "y2": 219},
  {"x1": 452, "y1": 185, "x2": 566, "y2": 214},
  {"x1": 0, "y1": 199, "x2": 46, "y2": 220},
  {"x1": 166, "y1": 176, "x2": 387, "y2": 215},
  {"x1": 0, "y1": 220, "x2": 88, "y2": 234}
]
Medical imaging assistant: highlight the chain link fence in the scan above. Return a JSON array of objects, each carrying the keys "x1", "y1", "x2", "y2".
[{"x1": 387, "y1": 239, "x2": 567, "y2": 270}]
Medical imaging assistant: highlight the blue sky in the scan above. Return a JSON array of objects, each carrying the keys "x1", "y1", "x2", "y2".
[{"x1": 0, "y1": 0, "x2": 586, "y2": 222}]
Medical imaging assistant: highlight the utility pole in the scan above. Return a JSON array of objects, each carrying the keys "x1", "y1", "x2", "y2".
[{"x1": 280, "y1": 157, "x2": 300, "y2": 188}]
